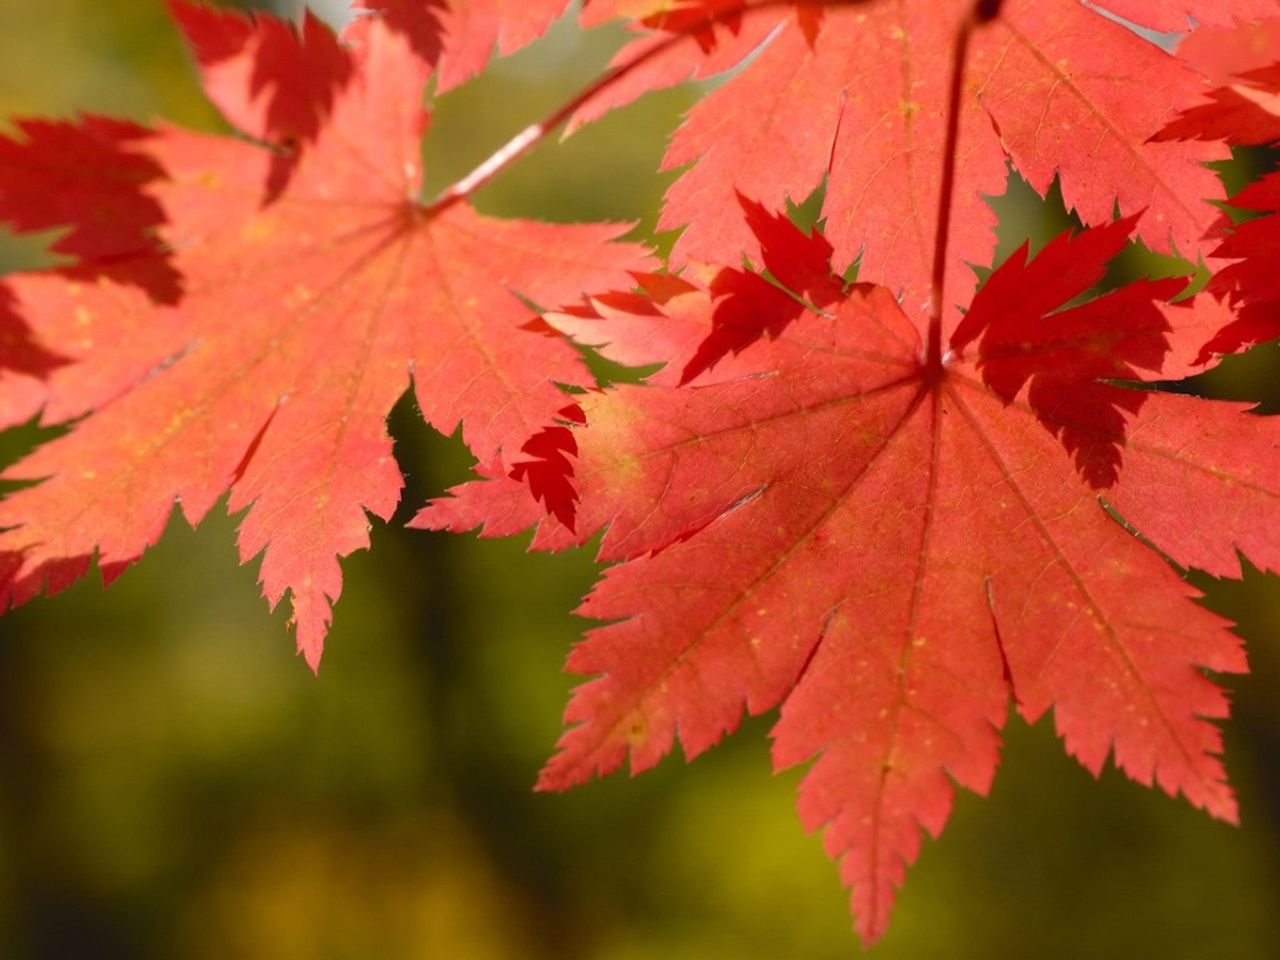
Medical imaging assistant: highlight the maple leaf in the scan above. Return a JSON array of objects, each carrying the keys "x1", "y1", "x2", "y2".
[
  {"x1": 169, "y1": 0, "x2": 353, "y2": 146},
  {"x1": 0, "y1": 114, "x2": 179, "y2": 300},
  {"x1": 1181, "y1": 173, "x2": 1280, "y2": 361},
  {"x1": 1153, "y1": 21, "x2": 1280, "y2": 363},
  {"x1": 0, "y1": 6, "x2": 650, "y2": 669},
  {"x1": 422, "y1": 196, "x2": 1280, "y2": 941},
  {"x1": 571, "y1": 0, "x2": 1228, "y2": 316},
  {"x1": 168, "y1": 0, "x2": 354, "y2": 200},
  {"x1": 1172, "y1": 11, "x2": 1280, "y2": 84},
  {"x1": 1156, "y1": 14, "x2": 1280, "y2": 145},
  {"x1": 1156, "y1": 65, "x2": 1280, "y2": 146}
]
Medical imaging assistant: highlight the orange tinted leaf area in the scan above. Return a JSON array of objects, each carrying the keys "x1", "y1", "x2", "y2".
[
  {"x1": 0, "y1": 1, "x2": 649, "y2": 668},
  {"x1": 4, "y1": 0, "x2": 1280, "y2": 945}
]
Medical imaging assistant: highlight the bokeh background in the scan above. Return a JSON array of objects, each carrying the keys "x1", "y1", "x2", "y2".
[{"x1": 1, "y1": 2, "x2": 1280, "y2": 957}]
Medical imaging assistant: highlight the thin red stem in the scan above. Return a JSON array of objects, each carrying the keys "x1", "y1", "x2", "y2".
[
  {"x1": 927, "y1": 0, "x2": 1002, "y2": 376},
  {"x1": 422, "y1": 28, "x2": 688, "y2": 215},
  {"x1": 421, "y1": 0, "x2": 850, "y2": 216}
]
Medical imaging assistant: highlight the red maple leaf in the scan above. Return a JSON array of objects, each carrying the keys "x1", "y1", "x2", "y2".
[
  {"x1": 1171, "y1": 11, "x2": 1280, "y2": 84},
  {"x1": 168, "y1": 0, "x2": 354, "y2": 200},
  {"x1": 1187, "y1": 173, "x2": 1280, "y2": 360},
  {"x1": 169, "y1": 0, "x2": 353, "y2": 147},
  {"x1": 1155, "y1": 63, "x2": 1280, "y2": 145},
  {"x1": 1155, "y1": 14, "x2": 1280, "y2": 148},
  {"x1": 572, "y1": 0, "x2": 1230, "y2": 316},
  {"x1": 1154, "y1": 20, "x2": 1280, "y2": 361},
  {"x1": 0, "y1": 114, "x2": 179, "y2": 300},
  {"x1": 421, "y1": 193, "x2": 1280, "y2": 940},
  {"x1": 0, "y1": 5, "x2": 650, "y2": 668}
]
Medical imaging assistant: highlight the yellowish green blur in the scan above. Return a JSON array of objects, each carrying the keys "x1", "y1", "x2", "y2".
[{"x1": 1, "y1": 2, "x2": 1279, "y2": 957}]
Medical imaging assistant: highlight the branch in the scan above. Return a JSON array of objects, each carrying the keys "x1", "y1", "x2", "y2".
[
  {"x1": 927, "y1": 0, "x2": 1004, "y2": 376},
  {"x1": 421, "y1": 0, "x2": 855, "y2": 216}
]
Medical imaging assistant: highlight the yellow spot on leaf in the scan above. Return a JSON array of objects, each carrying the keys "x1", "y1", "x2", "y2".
[
  {"x1": 242, "y1": 219, "x2": 274, "y2": 243},
  {"x1": 626, "y1": 717, "x2": 648, "y2": 746}
]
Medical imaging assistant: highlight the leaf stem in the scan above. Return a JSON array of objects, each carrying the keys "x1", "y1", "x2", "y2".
[
  {"x1": 421, "y1": 0, "x2": 836, "y2": 216},
  {"x1": 421, "y1": 29, "x2": 682, "y2": 215},
  {"x1": 927, "y1": 0, "x2": 1003, "y2": 377}
]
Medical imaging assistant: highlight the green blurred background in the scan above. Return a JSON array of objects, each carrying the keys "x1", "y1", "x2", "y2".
[{"x1": 1, "y1": 2, "x2": 1280, "y2": 957}]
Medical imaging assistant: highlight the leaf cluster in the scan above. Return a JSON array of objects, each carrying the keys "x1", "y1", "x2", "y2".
[{"x1": 3, "y1": 0, "x2": 1280, "y2": 942}]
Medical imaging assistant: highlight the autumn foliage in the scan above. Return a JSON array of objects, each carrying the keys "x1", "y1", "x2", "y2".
[{"x1": 2, "y1": 0, "x2": 1280, "y2": 943}]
